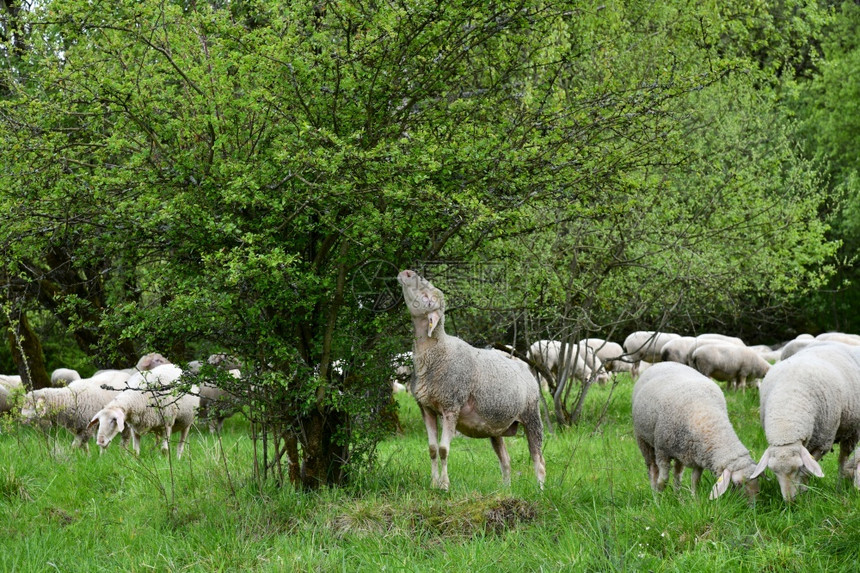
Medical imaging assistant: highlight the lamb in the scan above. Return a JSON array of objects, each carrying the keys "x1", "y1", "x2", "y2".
[
  {"x1": 398, "y1": 269, "x2": 545, "y2": 490},
  {"x1": 20, "y1": 370, "x2": 134, "y2": 451},
  {"x1": 751, "y1": 342, "x2": 860, "y2": 501},
  {"x1": 50, "y1": 368, "x2": 81, "y2": 386},
  {"x1": 632, "y1": 361, "x2": 759, "y2": 499},
  {"x1": 623, "y1": 331, "x2": 680, "y2": 379},
  {"x1": 88, "y1": 364, "x2": 199, "y2": 458},
  {"x1": 690, "y1": 343, "x2": 771, "y2": 391}
]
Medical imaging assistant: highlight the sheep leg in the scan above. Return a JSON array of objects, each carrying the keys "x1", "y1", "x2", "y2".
[
  {"x1": 839, "y1": 439, "x2": 858, "y2": 479},
  {"x1": 673, "y1": 459, "x2": 684, "y2": 489},
  {"x1": 176, "y1": 426, "x2": 191, "y2": 459},
  {"x1": 161, "y1": 426, "x2": 173, "y2": 455},
  {"x1": 523, "y1": 417, "x2": 546, "y2": 489},
  {"x1": 436, "y1": 411, "x2": 458, "y2": 491},
  {"x1": 420, "y1": 407, "x2": 442, "y2": 488},
  {"x1": 655, "y1": 452, "x2": 671, "y2": 491},
  {"x1": 636, "y1": 437, "x2": 659, "y2": 491},
  {"x1": 490, "y1": 436, "x2": 512, "y2": 486},
  {"x1": 690, "y1": 466, "x2": 703, "y2": 494},
  {"x1": 131, "y1": 430, "x2": 141, "y2": 456}
]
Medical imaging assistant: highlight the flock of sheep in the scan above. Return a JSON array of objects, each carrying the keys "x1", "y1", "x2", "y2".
[
  {"x1": 0, "y1": 353, "x2": 239, "y2": 457},
  {"x1": 398, "y1": 269, "x2": 860, "y2": 502},
  {"x1": 2, "y1": 269, "x2": 858, "y2": 504}
]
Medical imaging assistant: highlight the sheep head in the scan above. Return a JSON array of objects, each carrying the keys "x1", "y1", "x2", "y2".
[
  {"x1": 709, "y1": 466, "x2": 760, "y2": 500},
  {"x1": 136, "y1": 352, "x2": 171, "y2": 371},
  {"x1": 398, "y1": 270, "x2": 446, "y2": 338},
  {"x1": 89, "y1": 406, "x2": 127, "y2": 450},
  {"x1": 750, "y1": 443, "x2": 824, "y2": 501}
]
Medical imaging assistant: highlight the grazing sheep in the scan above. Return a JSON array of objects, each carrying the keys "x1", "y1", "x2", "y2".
[
  {"x1": 623, "y1": 331, "x2": 680, "y2": 379},
  {"x1": 187, "y1": 354, "x2": 243, "y2": 433},
  {"x1": 576, "y1": 341, "x2": 611, "y2": 385},
  {"x1": 696, "y1": 333, "x2": 746, "y2": 346},
  {"x1": 748, "y1": 344, "x2": 782, "y2": 364},
  {"x1": 398, "y1": 269, "x2": 545, "y2": 490},
  {"x1": 751, "y1": 343, "x2": 860, "y2": 501},
  {"x1": 779, "y1": 337, "x2": 817, "y2": 361},
  {"x1": 816, "y1": 332, "x2": 860, "y2": 345},
  {"x1": 50, "y1": 368, "x2": 81, "y2": 386},
  {"x1": 527, "y1": 339, "x2": 604, "y2": 392},
  {"x1": 690, "y1": 343, "x2": 771, "y2": 391},
  {"x1": 0, "y1": 374, "x2": 22, "y2": 390},
  {"x1": 632, "y1": 362, "x2": 759, "y2": 499},
  {"x1": 20, "y1": 370, "x2": 134, "y2": 451},
  {"x1": 198, "y1": 369, "x2": 241, "y2": 433},
  {"x1": 660, "y1": 336, "x2": 699, "y2": 365},
  {"x1": 580, "y1": 338, "x2": 631, "y2": 374},
  {"x1": 88, "y1": 364, "x2": 199, "y2": 458}
]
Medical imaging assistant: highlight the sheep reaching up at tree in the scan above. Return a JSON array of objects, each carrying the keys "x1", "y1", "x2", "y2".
[{"x1": 398, "y1": 269, "x2": 545, "y2": 490}]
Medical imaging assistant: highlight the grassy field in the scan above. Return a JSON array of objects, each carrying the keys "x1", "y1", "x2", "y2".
[{"x1": 2, "y1": 375, "x2": 860, "y2": 572}]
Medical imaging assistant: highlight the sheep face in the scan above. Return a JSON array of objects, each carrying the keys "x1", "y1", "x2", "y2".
[
  {"x1": 398, "y1": 270, "x2": 445, "y2": 337},
  {"x1": 89, "y1": 407, "x2": 126, "y2": 450},
  {"x1": 136, "y1": 353, "x2": 170, "y2": 371},
  {"x1": 709, "y1": 467, "x2": 760, "y2": 500},
  {"x1": 751, "y1": 444, "x2": 824, "y2": 501}
]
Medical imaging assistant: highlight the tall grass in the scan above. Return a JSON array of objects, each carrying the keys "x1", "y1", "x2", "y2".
[{"x1": 1, "y1": 375, "x2": 859, "y2": 572}]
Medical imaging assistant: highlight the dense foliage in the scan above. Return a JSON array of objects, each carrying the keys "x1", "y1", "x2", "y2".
[{"x1": 0, "y1": 0, "x2": 850, "y2": 486}]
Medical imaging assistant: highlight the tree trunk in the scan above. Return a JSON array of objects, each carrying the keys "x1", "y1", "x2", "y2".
[
  {"x1": 6, "y1": 310, "x2": 51, "y2": 390},
  {"x1": 298, "y1": 407, "x2": 349, "y2": 489}
]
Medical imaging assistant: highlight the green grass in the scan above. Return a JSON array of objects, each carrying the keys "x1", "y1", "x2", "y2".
[{"x1": 2, "y1": 376, "x2": 860, "y2": 572}]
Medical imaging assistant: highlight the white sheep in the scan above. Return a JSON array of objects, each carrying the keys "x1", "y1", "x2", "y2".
[
  {"x1": 0, "y1": 375, "x2": 23, "y2": 413},
  {"x1": 632, "y1": 361, "x2": 759, "y2": 499},
  {"x1": 50, "y1": 368, "x2": 81, "y2": 386},
  {"x1": 690, "y1": 343, "x2": 771, "y2": 391},
  {"x1": 816, "y1": 332, "x2": 860, "y2": 345},
  {"x1": 623, "y1": 331, "x2": 680, "y2": 379},
  {"x1": 659, "y1": 336, "x2": 698, "y2": 365},
  {"x1": 88, "y1": 364, "x2": 199, "y2": 458},
  {"x1": 398, "y1": 270, "x2": 545, "y2": 490},
  {"x1": 751, "y1": 342, "x2": 860, "y2": 501},
  {"x1": 779, "y1": 337, "x2": 817, "y2": 361},
  {"x1": 0, "y1": 374, "x2": 22, "y2": 390},
  {"x1": 696, "y1": 333, "x2": 746, "y2": 346},
  {"x1": 135, "y1": 352, "x2": 172, "y2": 371},
  {"x1": 527, "y1": 339, "x2": 606, "y2": 392},
  {"x1": 187, "y1": 355, "x2": 243, "y2": 432},
  {"x1": 20, "y1": 370, "x2": 133, "y2": 451},
  {"x1": 580, "y1": 338, "x2": 631, "y2": 374},
  {"x1": 198, "y1": 369, "x2": 241, "y2": 433}
]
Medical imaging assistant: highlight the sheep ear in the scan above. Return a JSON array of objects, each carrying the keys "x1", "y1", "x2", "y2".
[
  {"x1": 800, "y1": 446, "x2": 824, "y2": 478},
  {"x1": 87, "y1": 416, "x2": 100, "y2": 430},
  {"x1": 427, "y1": 310, "x2": 441, "y2": 337},
  {"x1": 114, "y1": 412, "x2": 125, "y2": 433},
  {"x1": 709, "y1": 468, "x2": 733, "y2": 500},
  {"x1": 750, "y1": 448, "x2": 770, "y2": 479}
]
